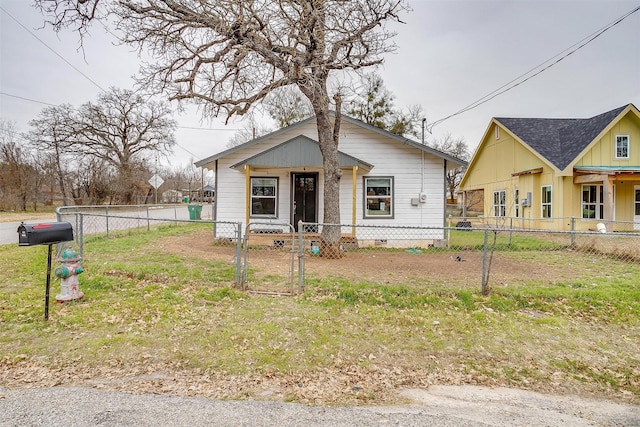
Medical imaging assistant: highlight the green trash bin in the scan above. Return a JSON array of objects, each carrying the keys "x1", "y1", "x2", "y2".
[
  {"x1": 183, "y1": 196, "x2": 190, "y2": 203},
  {"x1": 188, "y1": 204, "x2": 203, "y2": 220}
]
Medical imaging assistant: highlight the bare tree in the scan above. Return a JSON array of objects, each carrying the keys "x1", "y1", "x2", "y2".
[
  {"x1": 26, "y1": 104, "x2": 77, "y2": 206},
  {"x1": 79, "y1": 88, "x2": 174, "y2": 203},
  {"x1": 36, "y1": 0, "x2": 409, "y2": 255},
  {"x1": 26, "y1": 88, "x2": 174, "y2": 204},
  {"x1": 180, "y1": 162, "x2": 202, "y2": 201},
  {"x1": 71, "y1": 157, "x2": 114, "y2": 204},
  {"x1": 264, "y1": 86, "x2": 314, "y2": 128},
  {"x1": 429, "y1": 133, "x2": 470, "y2": 204},
  {"x1": 226, "y1": 114, "x2": 273, "y2": 148},
  {"x1": 0, "y1": 120, "x2": 39, "y2": 211}
]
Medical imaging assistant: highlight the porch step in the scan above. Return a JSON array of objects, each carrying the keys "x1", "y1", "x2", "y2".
[{"x1": 244, "y1": 233, "x2": 359, "y2": 251}]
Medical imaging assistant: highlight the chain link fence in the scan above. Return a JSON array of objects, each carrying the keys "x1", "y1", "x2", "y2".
[
  {"x1": 54, "y1": 206, "x2": 640, "y2": 295},
  {"x1": 56, "y1": 205, "x2": 243, "y2": 285},
  {"x1": 298, "y1": 221, "x2": 640, "y2": 295},
  {"x1": 239, "y1": 222, "x2": 298, "y2": 294},
  {"x1": 449, "y1": 215, "x2": 640, "y2": 233}
]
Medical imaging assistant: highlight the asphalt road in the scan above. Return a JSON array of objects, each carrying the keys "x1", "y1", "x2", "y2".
[
  {"x1": 0, "y1": 219, "x2": 52, "y2": 246},
  {"x1": 0, "y1": 385, "x2": 638, "y2": 426},
  {"x1": 1, "y1": 205, "x2": 215, "y2": 245}
]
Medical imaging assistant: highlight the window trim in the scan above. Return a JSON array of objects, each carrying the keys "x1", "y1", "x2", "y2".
[
  {"x1": 541, "y1": 185, "x2": 552, "y2": 218},
  {"x1": 250, "y1": 176, "x2": 279, "y2": 218},
  {"x1": 363, "y1": 176, "x2": 394, "y2": 219},
  {"x1": 615, "y1": 135, "x2": 630, "y2": 159},
  {"x1": 493, "y1": 189, "x2": 506, "y2": 217},
  {"x1": 581, "y1": 184, "x2": 615, "y2": 220},
  {"x1": 581, "y1": 184, "x2": 602, "y2": 219}
]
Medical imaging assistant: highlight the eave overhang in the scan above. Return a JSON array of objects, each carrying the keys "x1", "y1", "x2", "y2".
[
  {"x1": 573, "y1": 166, "x2": 640, "y2": 183},
  {"x1": 230, "y1": 135, "x2": 374, "y2": 171}
]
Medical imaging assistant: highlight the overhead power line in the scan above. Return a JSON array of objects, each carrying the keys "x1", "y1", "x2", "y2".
[
  {"x1": 0, "y1": 91, "x2": 240, "y2": 133},
  {"x1": 0, "y1": 6, "x2": 107, "y2": 93},
  {"x1": 0, "y1": 7, "x2": 240, "y2": 135},
  {"x1": 426, "y1": 5, "x2": 640, "y2": 133},
  {"x1": 0, "y1": 92, "x2": 58, "y2": 107}
]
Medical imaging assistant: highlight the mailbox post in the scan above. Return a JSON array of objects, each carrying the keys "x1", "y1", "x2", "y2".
[{"x1": 18, "y1": 222, "x2": 74, "y2": 320}]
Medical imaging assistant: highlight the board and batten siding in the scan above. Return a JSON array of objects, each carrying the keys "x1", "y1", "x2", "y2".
[{"x1": 574, "y1": 115, "x2": 640, "y2": 168}]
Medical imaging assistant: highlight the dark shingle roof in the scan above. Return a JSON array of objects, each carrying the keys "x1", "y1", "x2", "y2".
[{"x1": 495, "y1": 105, "x2": 630, "y2": 170}]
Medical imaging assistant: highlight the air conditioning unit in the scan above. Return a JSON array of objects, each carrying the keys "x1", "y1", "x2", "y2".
[
  {"x1": 521, "y1": 192, "x2": 532, "y2": 207},
  {"x1": 419, "y1": 193, "x2": 427, "y2": 203}
]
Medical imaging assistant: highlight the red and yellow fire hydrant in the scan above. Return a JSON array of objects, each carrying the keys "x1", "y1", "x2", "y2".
[{"x1": 55, "y1": 248, "x2": 84, "y2": 302}]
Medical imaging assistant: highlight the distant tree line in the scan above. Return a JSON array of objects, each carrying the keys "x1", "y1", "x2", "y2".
[
  {"x1": 0, "y1": 88, "x2": 181, "y2": 211},
  {"x1": 1, "y1": 76, "x2": 468, "y2": 212}
]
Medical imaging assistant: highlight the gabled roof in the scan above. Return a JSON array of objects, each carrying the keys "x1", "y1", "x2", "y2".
[
  {"x1": 195, "y1": 113, "x2": 467, "y2": 169},
  {"x1": 230, "y1": 135, "x2": 373, "y2": 170},
  {"x1": 495, "y1": 104, "x2": 635, "y2": 170}
]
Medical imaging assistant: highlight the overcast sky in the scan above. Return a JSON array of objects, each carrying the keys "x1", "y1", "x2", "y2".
[{"x1": 1, "y1": 0, "x2": 639, "y2": 169}]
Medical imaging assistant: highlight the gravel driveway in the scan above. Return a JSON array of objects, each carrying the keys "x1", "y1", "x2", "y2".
[{"x1": 1, "y1": 385, "x2": 638, "y2": 426}]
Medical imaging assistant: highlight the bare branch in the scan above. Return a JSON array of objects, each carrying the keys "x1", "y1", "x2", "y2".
[{"x1": 35, "y1": 0, "x2": 410, "y2": 240}]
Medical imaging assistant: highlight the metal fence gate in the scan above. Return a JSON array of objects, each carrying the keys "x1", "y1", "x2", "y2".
[{"x1": 241, "y1": 222, "x2": 297, "y2": 293}]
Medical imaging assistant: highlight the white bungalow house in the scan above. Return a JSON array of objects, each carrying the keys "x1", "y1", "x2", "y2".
[{"x1": 195, "y1": 114, "x2": 466, "y2": 247}]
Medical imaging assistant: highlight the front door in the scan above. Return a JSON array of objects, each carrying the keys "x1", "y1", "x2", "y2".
[
  {"x1": 634, "y1": 186, "x2": 640, "y2": 230},
  {"x1": 292, "y1": 173, "x2": 317, "y2": 230}
]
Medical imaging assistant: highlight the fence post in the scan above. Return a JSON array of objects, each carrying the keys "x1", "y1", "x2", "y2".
[
  {"x1": 570, "y1": 217, "x2": 576, "y2": 247},
  {"x1": 105, "y1": 206, "x2": 110, "y2": 238},
  {"x1": 235, "y1": 222, "x2": 243, "y2": 288},
  {"x1": 147, "y1": 206, "x2": 151, "y2": 231},
  {"x1": 509, "y1": 217, "x2": 513, "y2": 246},
  {"x1": 481, "y1": 228, "x2": 489, "y2": 295},
  {"x1": 298, "y1": 221, "x2": 305, "y2": 293},
  {"x1": 76, "y1": 212, "x2": 84, "y2": 259},
  {"x1": 447, "y1": 215, "x2": 451, "y2": 249},
  {"x1": 242, "y1": 224, "x2": 249, "y2": 290}
]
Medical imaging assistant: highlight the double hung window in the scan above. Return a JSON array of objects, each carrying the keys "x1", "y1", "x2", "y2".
[
  {"x1": 364, "y1": 177, "x2": 393, "y2": 218},
  {"x1": 615, "y1": 135, "x2": 630, "y2": 159},
  {"x1": 251, "y1": 177, "x2": 278, "y2": 217},
  {"x1": 541, "y1": 186, "x2": 552, "y2": 218},
  {"x1": 493, "y1": 190, "x2": 506, "y2": 217}
]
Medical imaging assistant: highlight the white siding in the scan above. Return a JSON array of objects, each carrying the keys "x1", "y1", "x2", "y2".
[
  {"x1": 211, "y1": 120, "x2": 446, "y2": 239},
  {"x1": 338, "y1": 122, "x2": 445, "y2": 229}
]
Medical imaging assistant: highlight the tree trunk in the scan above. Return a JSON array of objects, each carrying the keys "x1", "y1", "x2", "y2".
[
  {"x1": 315, "y1": 109, "x2": 342, "y2": 258},
  {"x1": 54, "y1": 145, "x2": 70, "y2": 206}
]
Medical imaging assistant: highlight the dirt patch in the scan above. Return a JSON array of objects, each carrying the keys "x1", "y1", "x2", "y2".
[{"x1": 153, "y1": 233, "x2": 576, "y2": 292}]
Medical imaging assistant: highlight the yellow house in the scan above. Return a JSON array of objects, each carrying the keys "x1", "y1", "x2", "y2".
[{"x1": 459, "y1": 104, "x2": 640, "y2": 231}]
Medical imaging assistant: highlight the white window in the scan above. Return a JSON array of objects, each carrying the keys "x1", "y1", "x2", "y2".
[
  {"x1": 251, "y1": 177, "x2": 278, "y2": 217},
  {"x1": 582, "y1": 184, "x2": 615, "y2": 219},
  {"x1": 493, "y1": 190, "x2": 506, "y2": 217},
  {"x1": 582, "y1": 185, "x2": 602, "y2": 219},
  {"x1": 364, "y1": 177, "x2": 393, "y2": 218},
  {"x1": 615, "y1": 135, "x2": 630, "y2": 159},
  {"x1": 541, "y1": 185, "x2": 552, "y2": 218},
  {"x1": 495, "y1": 126, "x2": 500, "y2": 139},
  {"x1": 514, "y1": 188, "x2": 519, "y2": 218}
]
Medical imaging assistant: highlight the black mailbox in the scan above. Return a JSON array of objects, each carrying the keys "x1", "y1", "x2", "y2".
[{"x1": 18, "y1": 222, "x2": 74, "y2": 246}]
